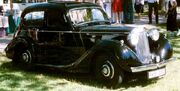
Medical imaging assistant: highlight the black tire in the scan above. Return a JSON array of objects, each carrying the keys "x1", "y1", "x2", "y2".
[
  {"x1": 94, "y1": 54, "x2": 124, "y2": 88},
  {"x1": 12, "y1": 49, "x2": 33, "y2": 68}
]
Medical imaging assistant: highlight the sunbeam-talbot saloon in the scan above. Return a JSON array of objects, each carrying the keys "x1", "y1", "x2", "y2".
[{"x1": 5, "y1": 1, "x2": 174, "y2": 88}]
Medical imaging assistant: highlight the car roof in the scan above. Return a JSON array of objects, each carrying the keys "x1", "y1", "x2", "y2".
[
  {"x1": 21, "y1": 1, "x2": 100, "y2": 17},
  {"x1": 49, "y1": 1, "x2": 99, "y2": 8}
]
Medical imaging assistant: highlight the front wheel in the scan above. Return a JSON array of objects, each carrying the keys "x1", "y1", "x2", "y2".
[{"x1": 94, "y1": 54, "x2": 124, "y2": 88}]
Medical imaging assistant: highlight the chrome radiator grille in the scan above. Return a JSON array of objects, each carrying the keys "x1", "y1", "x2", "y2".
[{"x1": 135, "y1": 31, "x2": 152, "y2": 64}]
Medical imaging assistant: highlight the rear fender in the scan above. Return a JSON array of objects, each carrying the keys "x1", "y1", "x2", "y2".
[{"x1": 5, "y1": 37, "x2": 33, "y2": 58}]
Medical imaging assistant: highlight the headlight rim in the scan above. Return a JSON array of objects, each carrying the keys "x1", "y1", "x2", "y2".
[
  {"x1": 128, "y1": 33, "x2": 139, "y2": 45},
  {"x1": 148, "y1": 28, "x2": 160, "y2": 41},
  {"x1": 128, "y1": 27, "x2": 144, "y2": 46}
]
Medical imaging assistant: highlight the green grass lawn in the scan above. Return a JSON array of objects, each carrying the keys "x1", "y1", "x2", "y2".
[{"x1": 0, "y1": 33, "x2": 180, "y2": 91}]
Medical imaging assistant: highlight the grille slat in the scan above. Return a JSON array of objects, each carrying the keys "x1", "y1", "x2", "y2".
[{"x1": 135, "y1": 31, "x2": 152, "y2": 64}]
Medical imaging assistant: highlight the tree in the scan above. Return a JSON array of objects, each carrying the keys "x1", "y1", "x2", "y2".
[{"x1": 10, "y1": 0, "x2": 12, "y2": 9}]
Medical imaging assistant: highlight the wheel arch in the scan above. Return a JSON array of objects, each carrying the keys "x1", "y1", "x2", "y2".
[
  {"x1": 89, "y1": 40, "x2": 142, "y2": 73},
  {"x1": 90, "y1": 48, "x2": 125, "y2": 88},
  {"x1": 158, "y1": 38, "x2": 173, "y2": 60},
  {"x1": 89, "y1": 40, "x2": 124, "y2": 71},
  {"x1": 10, "y1": 37, "x2": 36, "y2": 59}
]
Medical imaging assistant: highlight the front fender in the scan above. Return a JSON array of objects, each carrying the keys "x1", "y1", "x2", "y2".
[
  {"x1": 158, "y1": 38, "x2": 173, "y2": 60},
  {"x1": 115, "y1": 44, "x2": 142, "y2": 72},
  {"x1": 90, "y1": 40, "x2": 141, "y2": 72},
  {"x1": 149, "y1": 34, "x2": 173, "y2": 60}
]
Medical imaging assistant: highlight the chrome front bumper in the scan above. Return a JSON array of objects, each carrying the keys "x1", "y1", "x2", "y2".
[{"x1": 130, "y1": 57, "x2": 176, "y2": 73}]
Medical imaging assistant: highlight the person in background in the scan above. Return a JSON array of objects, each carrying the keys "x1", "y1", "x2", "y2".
[
  {"x1": 0, "y1": 6, "x2": 8, "y2": 37},
  {"x1": 103, "y1": 0, "x2": 112, "y2": 19},
  {"x1": 165, "y1": 0, "x2": 169, "y2": 13},
  {"x1": 0, "y1": 6, "x2": 3, "y2": 16},
  {"x1": 123, "y1": 0, "x2": 134, "y2": 24},
  {"x1": 0, "y1": 6, "x2": 4, "y2": 37},
  {"x1": 167, "y1": 0, "x2": 177, "y2": 32},
  {"x1": 95, "y1": 0, "x2": 104, "y2": 10},
  {"x1": 112, "y1": 0, "x2": 123, "y2": 24},
  {"x1": 134, "y1": 0, "x2": 144, "y2": 19},
  {"x1": 75, "y1": 0, "x2": 86, "y2": 2},
  {"x1": 75, "y1": 0, "x2": 78, "y2": 1},
  {"x1": 8, "y1": 12, "x2": 16, "y2": 34},
  {"x1": 148, "y1": 0, "x2": 159, "y2": 24}
]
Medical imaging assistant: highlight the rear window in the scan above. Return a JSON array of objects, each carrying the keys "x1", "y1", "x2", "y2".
[
  {"x1": 3, "y1": 0, "x2": 26, "y2": 3},
  {"x1": 24, "y1": 11, "x2": 45, "y2": 28},
  {"x1": 24, "y1": 11, "x2": 44, "y2": 20},
  {"x1": 3, "y1": 0, "x2": 46, "y2": 3}
]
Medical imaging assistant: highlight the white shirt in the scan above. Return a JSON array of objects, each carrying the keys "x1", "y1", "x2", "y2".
[
  {"x1": 169, "y1": 0, "x2": 177, "y2": 10},
  {"x1": 169, "y1": 0, "x2": 177, "y2": 6},
  {"x1": 148, "y1": 0, "x2": 159, "y2": 3},
  {"x1": 135, "y1": 0, "x2": 145, "y2": 5}
]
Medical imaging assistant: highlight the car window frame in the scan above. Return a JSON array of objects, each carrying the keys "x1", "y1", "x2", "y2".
[
  {"x1": 23, "y1": 10, "x2": 45, "y2": 28},
  {"x1": 68, "y1": 7, "x2": 109, "y2": 25},
  {"x1": 46, "y1": 8, "x2": 69, "y2": 30}
]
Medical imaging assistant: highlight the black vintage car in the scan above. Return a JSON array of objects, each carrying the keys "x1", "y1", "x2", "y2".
[{"x1": 5, "y1": 1, "x2": 174, "y2": 88}]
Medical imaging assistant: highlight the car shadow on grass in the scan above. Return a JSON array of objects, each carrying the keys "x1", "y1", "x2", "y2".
[
  {"x1": 0, "y1": 61, "x2": 160, "y2": 90},
  {"x1": 0, "y1": 61, "x2": 99, "y2": 89},
  {"x1": 119, "y1": 78, "x2": 159, "y2": 89}
]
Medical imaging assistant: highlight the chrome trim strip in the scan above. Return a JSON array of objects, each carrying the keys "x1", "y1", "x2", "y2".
[
  {"x1": 37, "y1": 30, "x2": 129, "y2": 34},
  {"x1": 130, "y1": 57, "x2": 176, "y2": 72}
]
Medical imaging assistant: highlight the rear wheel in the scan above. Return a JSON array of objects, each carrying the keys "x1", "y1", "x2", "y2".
[
  {"x1": 94, "y1": 54, "x2": 124, "y2": 88},
  {"x1": 12, "y1": 49, "x2": 33, "y2": 68},
  {"x1": 20, "y1": 50, "x2": 32, "y2": 64}
]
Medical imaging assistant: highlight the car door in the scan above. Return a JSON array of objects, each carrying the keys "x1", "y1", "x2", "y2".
[
  {"x1": 36, "y1": 9, "x2": 86, "y2": 66},
  {"x1": 23, "y1": 10, "x2": 48, "y2": 63}
]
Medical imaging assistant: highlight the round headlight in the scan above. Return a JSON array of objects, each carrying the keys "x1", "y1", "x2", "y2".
[
  {"x1": 148, "y1": 29, "x2": 160, "y2": 41},
  {"x1": 128, "y1": 27, "x2": 144, "y2": 45},
  {"x1": 129, "y1": 33, "x2": 139, "y2": 45}
]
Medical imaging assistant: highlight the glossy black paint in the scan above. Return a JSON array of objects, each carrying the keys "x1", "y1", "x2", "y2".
[
  {"x1": 5, "y1": 1, "x2": 173, "y2": 76},
  {"x1": 148, "y1": 34, "x2": 173, "y2": 60}
]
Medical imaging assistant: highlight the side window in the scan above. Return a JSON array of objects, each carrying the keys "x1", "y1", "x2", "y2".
[
  {"x1": 24, "y1": 11, "x2": 44, "y2": 20},
  {"x1": 47, "y1": 10, "x2": 67, "y2": 30},
  {"x1": 24, "y1": 11, "x2": 45, "y2": 28},
  {"x1": 69, "y1": 9, "x2": 91, "y2": 24},
  {"x1": 14, "y1": 0, "x2": 26, "y2": 3},
  {"x1": 92, "y1": 9, "x2": 104, "y2": 21}
]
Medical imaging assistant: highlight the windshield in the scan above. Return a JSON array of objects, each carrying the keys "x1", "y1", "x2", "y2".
[{"x1": 69, "y1": 7, "x2": 109, "y2": 24}]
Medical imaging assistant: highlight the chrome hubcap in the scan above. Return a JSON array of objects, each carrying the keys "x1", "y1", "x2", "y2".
[
  {"x1": 22, "y1": 53, "x2": 29, "y2": 63},
  {"x1": 102, "y1": 65, "x2": 110, "y2": 77},
  {"x1": 21, "y1": 50, "x2": 31, "y2": 63},
  {"x1": 101, "y1": 61, "x2": 114, "y2": 79}
]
